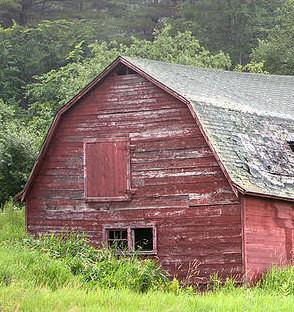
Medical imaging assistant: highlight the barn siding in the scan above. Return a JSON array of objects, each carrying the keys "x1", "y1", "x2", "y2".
[
  {"x1": 26, "y1": 72, "x2": 242, "y2": 283},
  {"x1": 243, "y1": 196, "x2": 294, "y2": 282},
  {"x1": 84, "y1": 138, "x2": 130, "y2": 200}
]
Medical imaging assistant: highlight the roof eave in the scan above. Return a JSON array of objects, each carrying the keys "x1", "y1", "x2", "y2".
[{"x1": 232, "y1": 182, "x2": 294, "y2": 202}]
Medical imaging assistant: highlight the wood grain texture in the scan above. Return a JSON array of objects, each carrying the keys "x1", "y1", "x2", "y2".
[
  {"x1": 84, "y1": 138, "x2": 130, "y2": 200},
  {"x1": 243, "y1": 196, "x2": 294, "y2": 282},
  {"x1": 26, "y1": 72, "x2": 243, "y2": 284}
]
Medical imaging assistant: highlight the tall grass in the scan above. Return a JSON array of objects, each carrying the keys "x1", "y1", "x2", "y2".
[
  {"x1": 0, "y1": 246, "x2": 78, "y2": 290},
  {"x1": 0, "y1": 199, "x2": 26, "y2": 243},
  {"x1": 25, "y1": 233, "x2": 168, "y2": 292},
  {"x1": 0, "y1": 200, "x2": 169, "y2": 293},
  {"x1": 1, "y1": 283, "x2": 294, "y2": 312},
  {"x1": 258, "y1": 266, "x2": 294, "y2": 295},
  {"x1": 1, "y1": 200, "x2": 294, "y2": 312}
]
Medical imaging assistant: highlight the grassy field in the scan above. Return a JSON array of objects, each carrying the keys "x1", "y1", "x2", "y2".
[
  {"x1": 0, "y1": 201, "x2": 293, "y2": 312},
  {"x1": 2, "y1": 282, "x2": 294, "y2": 312}
]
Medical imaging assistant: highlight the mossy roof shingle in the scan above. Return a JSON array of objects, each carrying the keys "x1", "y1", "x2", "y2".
[{"x1": 124, "y1": 57, "x2": 294, "y2": 200}]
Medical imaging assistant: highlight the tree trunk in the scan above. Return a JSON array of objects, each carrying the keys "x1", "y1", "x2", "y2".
[
  {"x1": 19, "y1": 0, "x2": 33, "y2": 25},
  {"x1": 41, "y1": 0, "x2": 47, "y2": 16},
  {"x1": 79, "y1": 1, "x2": 83, "y2": 12}
]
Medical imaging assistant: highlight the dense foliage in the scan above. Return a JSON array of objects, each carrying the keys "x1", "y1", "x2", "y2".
[
  {"x1": 252, "y1": 0, "x2": 294, "y2": 75},
  {"x1": 175, "y1": 0, "x2": 284, "y2": 64},
  {"x1": 0, "y1": 0, "x2": 286, "y2": 65},
  {"x1": 0, "y1": 20, "x2": 97, "y2": 103},
  {"x1": 0, "y1": 1, "x2": 293, "y2": 203},
  {"x1": 0, "y1": 101, "x2": 38, "y2": 203}
]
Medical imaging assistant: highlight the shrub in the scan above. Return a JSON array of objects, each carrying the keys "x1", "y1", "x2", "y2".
[
  {"x1": 26, "y1": 233, "x2": 169, "y2": 292},
  {"x1": 0, "y1": 127, "x2": 38, "y2": 204},
  {"x1": 82, "y1": 256, "x2": 167, "y2": 292}
]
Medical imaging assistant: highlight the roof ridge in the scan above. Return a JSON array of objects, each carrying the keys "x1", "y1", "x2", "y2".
[
  {"x1": 122, "y1": 55, "x2": 294, "y2": 79},
  {"x1": 123, "y1": 56, "x2": 294, "y2": 120}
]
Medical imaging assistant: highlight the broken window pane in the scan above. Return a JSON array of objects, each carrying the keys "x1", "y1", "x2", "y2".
[
  {"x1": 107, "y1": 229, "x2": 128, "y2": 250},
  {"x1": 133, "y1": 228, "x2": 153, "y2": 252}
]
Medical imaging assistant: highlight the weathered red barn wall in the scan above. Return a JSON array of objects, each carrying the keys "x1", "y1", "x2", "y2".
[
  {"x1": 26, "y1": 72, "x2": 242, "y2": 283},
  {"x1": 243, "y1": 196, "x2": 293, "y2": 282}
]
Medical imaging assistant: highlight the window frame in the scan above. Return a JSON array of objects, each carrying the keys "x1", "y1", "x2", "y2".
[
  {"x1": 83, "y1": 137, "x2": 131, "y2": 202},
  {"x1": 103, "y1": 224, "x2": 157, "y2": 255},
  {"x1": 106, "y1": 228, "x2": 129, "y2": 251}
]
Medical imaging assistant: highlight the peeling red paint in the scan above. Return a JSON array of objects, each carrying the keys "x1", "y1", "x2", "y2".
[
  {"x1": 23, "y1": 62, "x2": 294, "y2": 285},
  {"x1": 243, "y1": 196, "x2": 294, "y2": 282}
]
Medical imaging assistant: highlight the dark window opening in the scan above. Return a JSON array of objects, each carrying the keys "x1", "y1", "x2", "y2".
[
  {"x1": 107, "y1": 229, "x2": 128, "y2": 250},
  {"x1": 288, "y1": 141, "x2": 294, "y2": 152},
  {"x1": 115, "y1": 64, "x2": 136, "y2": 76},
  {"x1": 105, "y1": 226, "x2": 156, "y2": 254},
  {"x1": 133, "y1": 228, "x2": 153, "y2": 252}
]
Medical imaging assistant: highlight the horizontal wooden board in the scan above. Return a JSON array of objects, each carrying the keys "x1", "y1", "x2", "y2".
[{"x1": 26, "y1": 71, "x2": 243, "y2": 283}]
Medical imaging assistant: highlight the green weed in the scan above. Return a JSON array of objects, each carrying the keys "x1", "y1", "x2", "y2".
[
  {"x1": 0, "y1": 245, "x2": 77, "y2": 290},
  {"x1": 1, "y1": 200, "x2": 294, "y2": 312},
  {"x1": 258, "y1": 265, "x2": 294, "y2": 295},
  {"x1": 0, "y1": 199, "x2": 26, "y2": 243},
  {"x1": 26, "y1": 233, "x2": 168, "y2": 292}
]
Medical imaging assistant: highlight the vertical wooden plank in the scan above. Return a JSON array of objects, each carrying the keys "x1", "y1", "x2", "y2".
[
  {"x1": 85, "y1": 138, "x2": 129, "y2": 199},
  {"x1": 116, "y1": 141, "x2": 129, "y2": 197},
  {"x1": 244, "y1": 196, "x2": 294, "y2": 283}
]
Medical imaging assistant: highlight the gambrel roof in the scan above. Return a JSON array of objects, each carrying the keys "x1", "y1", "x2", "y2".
[
  {"x1": 124, "y1": 57, "x2": 294, "y2": 200},
  {"x1": 20, "y1": 56, "x2": 294, "y2": 201}
]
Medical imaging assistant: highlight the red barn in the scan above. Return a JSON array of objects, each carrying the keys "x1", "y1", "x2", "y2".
[{"x1": 20, "y1": 56, "x2": 294, "y2": 284}]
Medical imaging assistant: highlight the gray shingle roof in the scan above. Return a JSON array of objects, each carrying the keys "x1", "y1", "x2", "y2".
[{"x1": 124, "y1": 56, "x2": 294, "y2": 200}]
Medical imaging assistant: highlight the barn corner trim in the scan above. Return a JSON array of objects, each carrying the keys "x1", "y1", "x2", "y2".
[{"x1": 19, "y1": 56, "x2": 292, "y2": 203}]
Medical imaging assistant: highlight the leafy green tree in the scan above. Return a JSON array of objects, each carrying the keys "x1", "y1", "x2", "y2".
[
  {"x1": 123, "y1": 23, "x2": 231, "y2": 68},
  {"x1": 0, "y1": 127, "x2": 38, "y2": 204},
  {"x1": 0, "y1": 26, "x2": 21, "y2": 103},
  {"x1": 176, "y1": 0, "x2": 284, "y2": 64},
  {"x1": 0, "y1": 20, "x2": 98, "y2": 103},
  {"x1": 234, "y1": 61, "x2": 268, "y2": 74},
  {"x1": 27, "y1": 23, "x2": 231, "y2": 127},
  {"x1": 0, "y1": 99, "x2": 38, "y2": 204},
  {"x1": 251, "y1": 0, "x2": 294, "y2": 75}
]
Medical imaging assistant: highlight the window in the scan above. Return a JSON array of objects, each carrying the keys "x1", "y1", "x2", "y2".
[
  {"x1": 115, "y1": 64, "x2": 136, "y2": 75},
  {"x1": 84, "y1": 138, "x2": 130, "y2": 201},
  {"x1": 133, "y1": 228, "x2": 153, "y2": 252},
  {"x1": 107, "y1": 229, "x2": 128, "y2": 250},
  {"x1": 105, "y1": 225, "x2": 156, "y2": 254}
]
